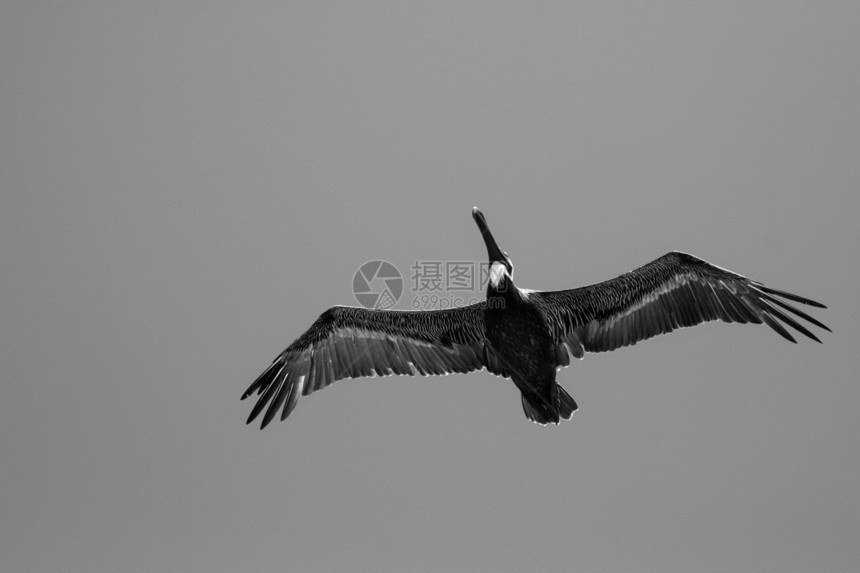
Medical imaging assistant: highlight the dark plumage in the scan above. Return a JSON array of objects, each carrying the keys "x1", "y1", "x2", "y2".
[{"x1": 242, "y1": 207, "x2": 829, "y2": 428}]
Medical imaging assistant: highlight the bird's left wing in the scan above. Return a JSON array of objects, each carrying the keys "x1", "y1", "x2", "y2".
[
  {"x1": 242, "y1": 303, "x2": 494, "y2": 428},
  {"x1": 530, "y1": 251, "x2": 829, "y2": 365}
]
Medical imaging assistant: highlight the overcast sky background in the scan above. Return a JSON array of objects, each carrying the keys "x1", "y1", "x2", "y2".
[{"x1": 2, "y1": 2, "x2": 859, "y2": 572}]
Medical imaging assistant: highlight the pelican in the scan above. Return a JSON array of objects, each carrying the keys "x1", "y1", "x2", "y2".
[{"x1": 242, "y1": 207, "x2": 829, "y2": 428}]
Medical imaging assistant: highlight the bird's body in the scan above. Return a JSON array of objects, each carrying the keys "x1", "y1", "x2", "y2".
[
  {"x1": 483, "y1": 273, "x2": 575, "y2": 423},
  {"x1": 242, "y1": 208, "x2": 829, "y2": 428}
]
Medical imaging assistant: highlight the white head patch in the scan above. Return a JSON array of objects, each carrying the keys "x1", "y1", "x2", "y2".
[{"x1": 489, "y1": 261, "x2": 508, "y2": 287}]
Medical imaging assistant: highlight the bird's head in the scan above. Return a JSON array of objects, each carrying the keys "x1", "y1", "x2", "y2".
[{"x1": 472, "y1": 207, "x2": 514, "y2": 290}]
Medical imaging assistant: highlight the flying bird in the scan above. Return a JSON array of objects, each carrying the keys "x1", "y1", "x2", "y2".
[{"x1": 242, "y1": 207, "x2": 829, "y2": 428}]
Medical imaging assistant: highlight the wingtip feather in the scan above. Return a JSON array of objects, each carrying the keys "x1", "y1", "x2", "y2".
[
  {"x1": 755, "y1": 284, "x2": 827, "y2": 309},
  {"x1": 760, "y1": 313, "x2": 797, "y2": 344}
]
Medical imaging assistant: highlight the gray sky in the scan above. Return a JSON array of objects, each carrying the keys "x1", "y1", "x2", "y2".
[{"x1": 2, "y1": 2, "x2": 859, "y2": 572}]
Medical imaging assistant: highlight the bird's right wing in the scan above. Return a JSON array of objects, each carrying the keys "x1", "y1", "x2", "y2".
[
  {"x1": 242, "y1": 303, "x2": 502, "y2": 428},
  {"x1": 530, "y1": 251, "x2": 829, "y2": 364}
]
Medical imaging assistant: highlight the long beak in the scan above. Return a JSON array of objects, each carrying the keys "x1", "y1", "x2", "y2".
[{"x1": 472, "y1": 207, "x2": 506, "y2": 262}]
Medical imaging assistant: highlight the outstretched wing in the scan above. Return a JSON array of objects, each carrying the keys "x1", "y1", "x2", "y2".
[
  {"x1": 242, "y1": 304, "x2": 492, "y2": 428},
  {"x1": 531, "y1": 251, "x2": 829, "y2": 364}
]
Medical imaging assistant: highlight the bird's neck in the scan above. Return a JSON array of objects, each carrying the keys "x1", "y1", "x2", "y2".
[{"x1": 486, "y1": 278, "x2": 521, "y2": 307}]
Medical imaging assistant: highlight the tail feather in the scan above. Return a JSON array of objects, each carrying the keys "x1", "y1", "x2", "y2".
[
  {"x1": 557, "y1": 385, "x2": 578, "y2": 420},
  {"x1": 521, "y1": 394, "x2": 553, "y2": 424},
  {"x1": 521, "y1": 385, "x2": 578, "y2": 425}
]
